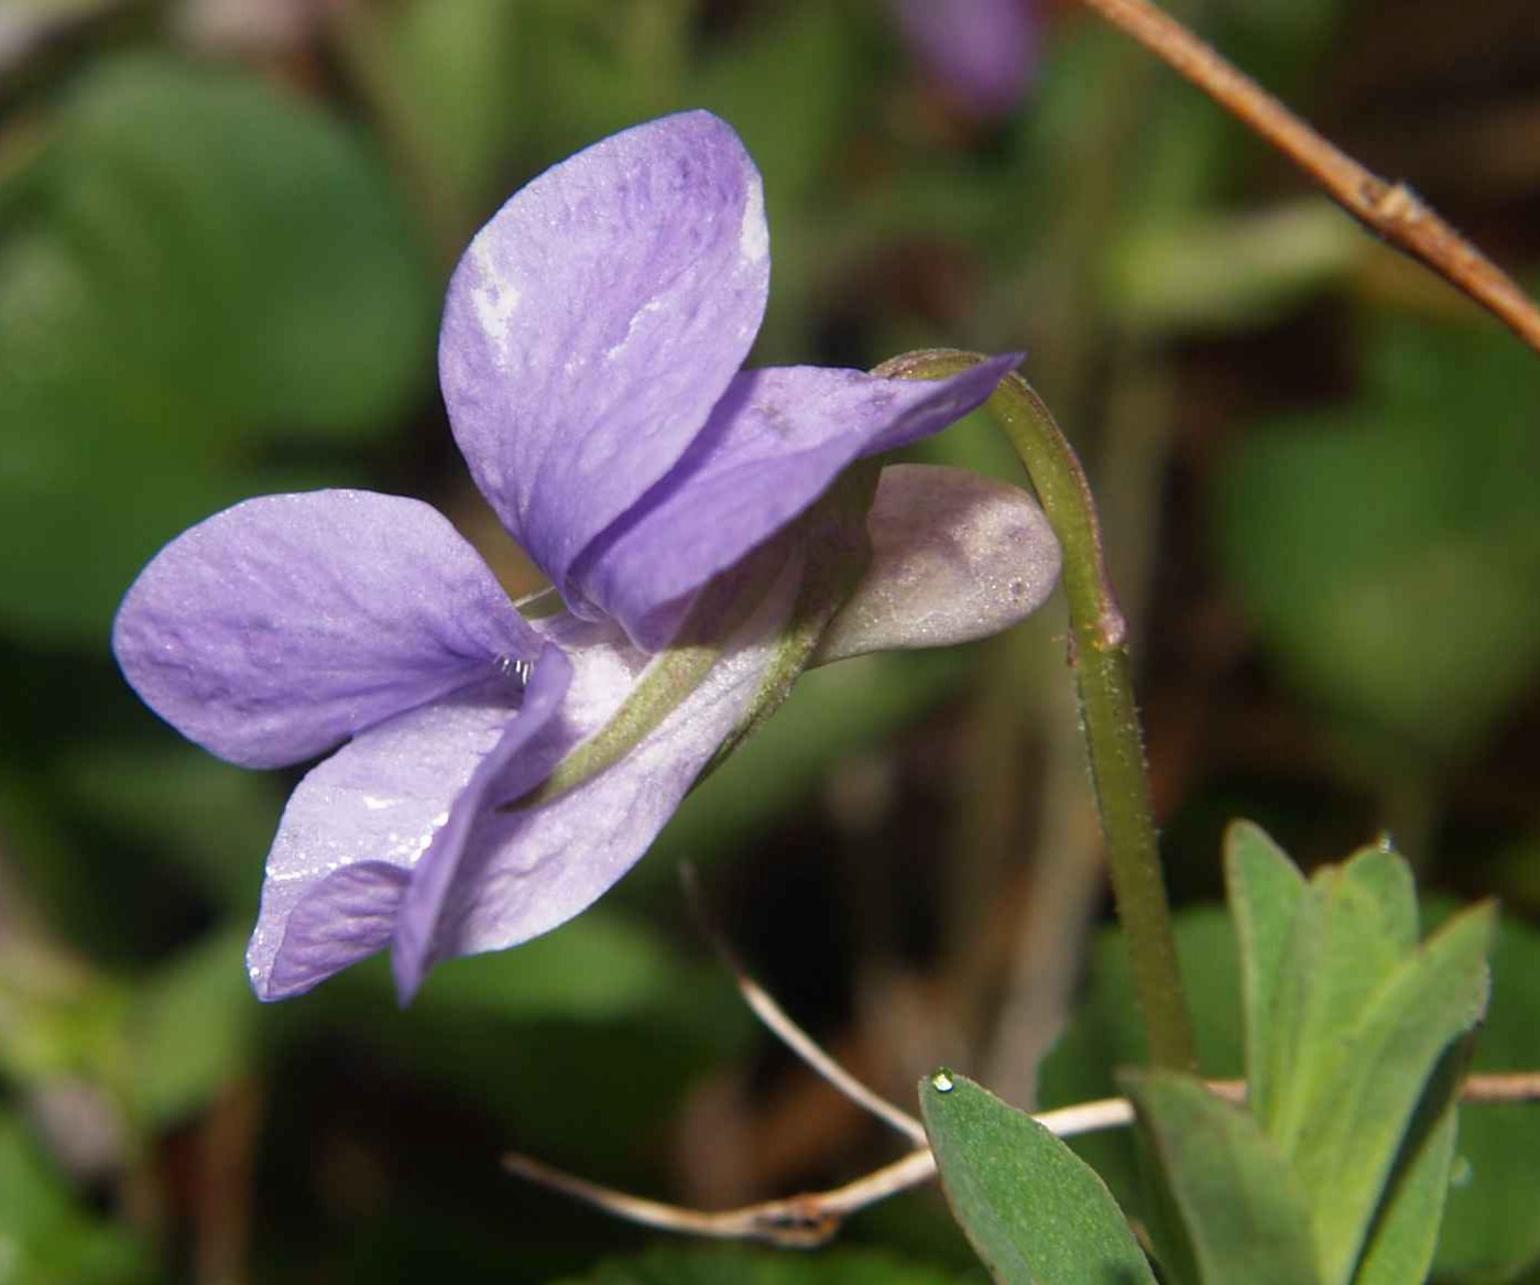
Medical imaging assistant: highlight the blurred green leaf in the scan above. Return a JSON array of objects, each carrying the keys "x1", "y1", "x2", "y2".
[
  {"x1": 1213, "y1": 320, "x2": 1540, "y2": 758},
  {"x1": 0, "y1": 1110, "x2": 148, "y2": 1284},
  {"x1": 412, "y1": 909, "x2": 698, "y2": 1024},
  {"x1": 1224, "y1": 820, "x2": 1305, "y2": 1118},
  {"x1": 1122, "y1": 1070, "x2": 1320, "y2": 1285},
  {"x1": 556, "y1": 1245, "x2": 974, "y2": 1284},
  {"x1": 1434, "y1": 904, "x2": 1540, "y2": 1280},
  {"x1": 54, "y1": 744, "x2": 278, "y2": 911},
  {"x1": 920, "y1": 1071, "x2": 1155, "y2": 1284},
  {"x1": 1109, "y1": 199, "x2": 1359, "y2": 332},
  {"x1": 125, "y1": 930, "x2": 256, "y2": 1126},
  {"x1": 0, "y1": 54, "x2": 433, "y2": 644}
]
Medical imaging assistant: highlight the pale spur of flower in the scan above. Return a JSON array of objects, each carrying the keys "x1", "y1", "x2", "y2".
[
  {"x1": 895, "y1": 0, "x2": 1037, "y2": 119},
  {"x1": 113, "y1": 111, "x2": 1061, "y2": 1004}
]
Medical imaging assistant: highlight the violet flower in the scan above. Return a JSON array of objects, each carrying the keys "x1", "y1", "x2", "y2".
[
  {"x1": 114, "y1": 112, "x2": 1061, "y2": 1004},
  {"x1": 895, "y1": 0, "x2": 1038, "y2": 119}
]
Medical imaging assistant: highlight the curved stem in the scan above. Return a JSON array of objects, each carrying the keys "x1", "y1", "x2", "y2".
[{"x1": 877, "y1": 350, "x2": 1197, "y2": 1071}]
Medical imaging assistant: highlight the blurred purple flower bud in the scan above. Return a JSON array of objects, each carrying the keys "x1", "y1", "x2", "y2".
[
  {"x1": 895, "y1": 0, "x2": 1038, "y2": 119},
  {"x1": 114, "y1": 112, "x2": 1059, "y2": 1004}
]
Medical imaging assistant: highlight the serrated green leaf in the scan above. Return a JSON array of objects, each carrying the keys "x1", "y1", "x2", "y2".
[
  {"x1": 1293, "y1": 902, "x2": 1494, "y2": 1284},
  {"x1": 553, "y1": 1245, "x2": 972, "y2": 1285},
  {"x1": 1265, "y1": 849, "x2": 1420, "y2": 1154},
  {"x1": 920, "y1": 1072, "x2": 1155, "y2": 1285},
  {"x1": 1224, "y1": 820, "x2": 1305, "y2": 1118},
  {"x1": 1122, "y1": 1070, "x2": 1320, "y2": 1285}
]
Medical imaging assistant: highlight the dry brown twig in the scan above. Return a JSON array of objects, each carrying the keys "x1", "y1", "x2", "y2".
[
  {"x1": 1071, "y1": 0, "x2": 1540, "y2": 355},
  {"x1": 503, "y1": 932, "x2": 1540, "y2": 1248}
]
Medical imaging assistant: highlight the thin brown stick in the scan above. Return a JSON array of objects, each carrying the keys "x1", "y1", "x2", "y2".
[
  {"x1": 503, "y1": 1073, "x2": 1540, "y2": 1246},
  {"x1": 680, "y1": 864, "x2": 927, "y2": 1146},
  {"x1": 502, "y1": 1096, "x2": 1134, "y2": 1248},
  {"x1": 732, "y1": 969, "x2": 928, "y2": 1146},
  {"x1": 503, "y1": 1147, "x2": 937, "y2": 1248},
  {"x1": 1071, "y1": 0, "x2": 1540, "y2": 356}
]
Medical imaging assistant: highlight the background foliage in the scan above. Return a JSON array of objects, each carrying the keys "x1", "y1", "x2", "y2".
[{"x1": 2, "y1": 0, "x2": 1538, "y2": 1280}]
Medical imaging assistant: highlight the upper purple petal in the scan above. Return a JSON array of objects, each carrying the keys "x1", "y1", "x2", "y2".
[
  {"x1": 438, "y1": 110, "x2": 770, "y2": 604},
  {"x1": 573, "y1": 354, "x2": 1021, "y2": 650},
  {"x1": 113, "y1": 490, "x2": 541, "y2": 770},
  {"x1": 248, "y1": 652, "x2": 572, "y2": 1000}
]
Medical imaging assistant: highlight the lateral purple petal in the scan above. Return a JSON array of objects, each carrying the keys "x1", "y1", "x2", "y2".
[
  {"x1": 247, "y1": 663, "x2": 570, "y2": 1000},
  {"x1": 439, "y1": 110, "x2": 770, "y2": 603},
  {"x1": 389, "y1": 559, "x2": 800, "y2": 991},
  {"x1": 113, "y1": 490, "x2": 540, "y2": 770},
  {"x1": 576, "y1": 354, "x2": 1021, "y2": 649}
]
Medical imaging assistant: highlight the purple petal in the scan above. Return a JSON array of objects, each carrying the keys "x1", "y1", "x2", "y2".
[
  {"x1": 895, "y1": 0, "x2": 1037, "y2": 118},
  {"x1": 392, "y1": 554, "x2": 802, "y2": 992},
  {"x1": 439, "y1": 111, "x2": 770, "y2": 602},
  {"x1": 263, "y1": 863, "x2": 410, "y2": 1000},
  {"x1": 247, "y1": 660, "x2": 570, "y2": 1000},
  {"x1": 575, "y1": 355, "x2": 1021, "y2": 649},
  {"x1": 391, "y1": 645, "x2": 574, "y2": 1002},
  {"x1": 114, "y1": 490, "x2": 539, "y2": 769},
  {"x1": 815, "y1": 464, "x2": 1062, "y2": 664}
]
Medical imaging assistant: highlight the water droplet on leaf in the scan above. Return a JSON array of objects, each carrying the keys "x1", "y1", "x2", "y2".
[{"x1": 930, "y1": 1070, "x2": 955, "y2": 1093}]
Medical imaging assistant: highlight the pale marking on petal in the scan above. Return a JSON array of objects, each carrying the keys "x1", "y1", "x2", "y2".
[
  {"x1": 467, "y1": 240, "x2": 521, "y2": 351},
  {"x1": 603, "y1": 298, "x2": 665, "y2": 361},
  {"x1": 739, "y1": 178, "x2": 768, "y2": 263}
]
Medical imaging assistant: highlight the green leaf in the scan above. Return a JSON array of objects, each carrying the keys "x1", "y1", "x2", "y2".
[
  {"x1": 554, "y1": 1245, "x2": 972, "y2": 1284},
  {"x1": 1109, "y1": 199, "x2": 1359, "y2": 333},
  {"x1": 0, "y1": 1110, "x2": 149, "y2": 1284},
  {"x1": 1213, "y1": 319, "x2": 1540, "y2": 758},
  {"x1": 1122, "y1": 1070, "x2": 1321, "y2": 1285},
  {"x1": 1265, "y1": 847, "x2": 1421, "y2": 1152},
  {"x1": 920, "y1": 1071, "x2": 1156, "y2": 1285},
  {"x1": 1223, "y1": 820, "x2": 1305, "y2": 1118},
  {"x1": 411, "y1": 909, "x2": 697, "y2": 1023},
  {"x1": 1352, "y1": 1046, "x2": 1464, "y2": 1285},
  {"x1": 1434, "y1": 907, "x2": 1540, "y2": 1280},
  {"x1": 126, "y1": 930, "x2": 257, "y2": 1126},
  {"x1": 1292, "y1": 902, "x2": 1494, "y2": 1284},
  {"x1": 0, "y1": 55, "x2": 432, "y2": 644}
]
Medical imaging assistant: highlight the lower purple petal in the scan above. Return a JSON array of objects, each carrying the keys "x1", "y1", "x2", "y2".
[
  {"x1": 391, "y1": 645, "x2": 574, "y2": 1003},
  {"x1": 264, "y1": 863, "x2": 410, "y2": 1000},
  {"x1": 575, "y1": 354, "x2": 1021, "y2": 649},
  {"x1": 246, "y1": 666, "x2": 562, "y2": 1000}
]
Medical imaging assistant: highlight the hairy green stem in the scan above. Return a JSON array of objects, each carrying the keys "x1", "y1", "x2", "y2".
[{"x1": 877, "y1": 349, "x2": 1197, "y2": 1071}]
